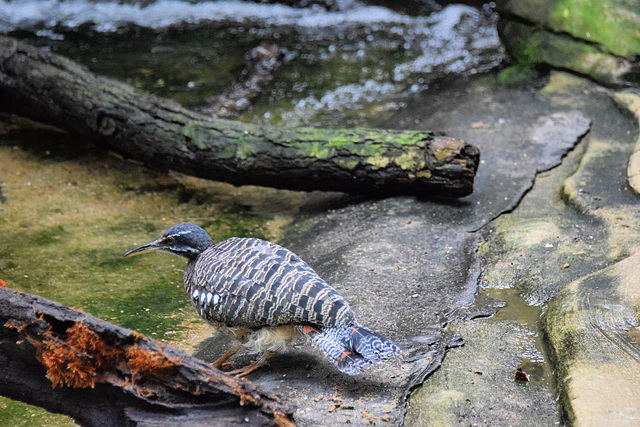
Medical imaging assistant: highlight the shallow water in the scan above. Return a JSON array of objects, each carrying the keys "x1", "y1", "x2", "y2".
[
  {"x1": 486, "y1": 287, "x2": 554, "y2": 389},
  {"x1": 0, "y1": 120, "x2": 309, "y2": 424},
  {"x1": 2, "y1": 1, "x2": 503, "y2": 126}
]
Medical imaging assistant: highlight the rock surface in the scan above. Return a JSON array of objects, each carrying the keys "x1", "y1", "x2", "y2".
[
  {"x1": 496, "y1": 0, "x2": 640, "y2": 86},
  {"x1": 188, "y1": 72, "x2": 599, "y2": 425},
  {"x1": 546, "y1": 252, "x2": 640, "y2": 426},
  {"x1": 615, "y1": 90, "x2": 640, "y2": 194}
]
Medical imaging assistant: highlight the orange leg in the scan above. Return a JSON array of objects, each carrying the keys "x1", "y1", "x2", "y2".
[
  {"x1": 211, "y1": 341, "x2": 243, "y2": 369},
  {"x1": 227, "y1": 350, "x2": 278, "y2": 378}
]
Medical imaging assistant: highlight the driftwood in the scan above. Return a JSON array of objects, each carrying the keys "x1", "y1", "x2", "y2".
[
  {"x1": 198, "y1": 43, "x2": 285, "y2": 118},
  {"x1": 0, "y1": 284, "x2": 295, "y2": 427},
  {"x1": 0, "y1": 36, "x2": 479, "y2": 198}
]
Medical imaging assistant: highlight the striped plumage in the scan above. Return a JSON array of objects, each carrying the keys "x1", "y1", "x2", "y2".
[{"x1": 124, "y1": 223, "x2": 400, "y2": 376}]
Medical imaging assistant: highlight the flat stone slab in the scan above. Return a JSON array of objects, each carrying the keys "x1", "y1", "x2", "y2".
[
  {"x1": 614, "y1": 91, "x2": 640, "y2": 195},
  {"x1": 194, "y1": 76, "x2": 594, "y2": 425},
  {"x1": 545, "y1": 251, "x2": 640, "y2": 426}
]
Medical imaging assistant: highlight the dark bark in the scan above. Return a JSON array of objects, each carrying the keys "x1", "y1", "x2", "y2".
[
  {"x1": 0, "y1": 285, "x2": 295, "y2": 427},
  {"x1": 0, "y1": 36, "x2": 479, "y2": 198}
]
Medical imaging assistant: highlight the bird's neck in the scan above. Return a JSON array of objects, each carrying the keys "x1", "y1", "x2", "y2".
[{"x1": 183, "y1": 258, "x2": 198, "y2": 294}]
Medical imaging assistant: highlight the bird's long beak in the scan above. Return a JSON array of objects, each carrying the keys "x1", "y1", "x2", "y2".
[{"x1": 123, "y1": 239, "x2": 168, "y2": 257}]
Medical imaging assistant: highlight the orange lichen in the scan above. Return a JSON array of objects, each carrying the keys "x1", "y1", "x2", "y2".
[
  {"x1": 125, "y1": 344, "x2": 181, "y2": 378},
  {"x1": 136, "y1": 387, "x2": 156, "y2": 398},
  {"x1": 66, "y1": 323, "x2": 122, "y2": 368},
  {"x1": 273, "y1": 410, "x2": 295, "y2": 427},
  {"x1": 4, "y1": 321, "x2": 20, "y2": 330},
  {"x1": 0, "y1": 279, "x2": 6, "y2": 287},
  {"x1": 219, "y1": 375, "x2": 258, "y2": 406},
  {"x1": 11, "y1": 315, "x2": 187, "y2": 390},
  {"x1": 38, "y1": 322, "x2": 124, "y2": 388}
]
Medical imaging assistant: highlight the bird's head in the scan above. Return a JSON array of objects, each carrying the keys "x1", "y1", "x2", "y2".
[{"x1": 124, "y1": 223, "x2": 213, "y2": 260}]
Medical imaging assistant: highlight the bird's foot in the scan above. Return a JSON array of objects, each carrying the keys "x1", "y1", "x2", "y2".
[
  {"x1": 211, "y1": 341, "x2": 243, "y2": 369},
  {"x1": 227, "y1": 350, "x2": 278, "y2": 377},
  {"x1": 227, "y1": 359, "x2": 269, "y2": 378}
]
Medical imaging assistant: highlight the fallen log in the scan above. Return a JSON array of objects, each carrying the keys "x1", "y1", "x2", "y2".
[
  {"x1": 0, "y1": 285, "x2": 295, "y2": 427},
  {"x1": 0, "y1": 36, "x2": 479, "y2": 198}
]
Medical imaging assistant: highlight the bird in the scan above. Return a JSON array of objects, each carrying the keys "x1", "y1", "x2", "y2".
[{"x1": 124, "y1": 222, "x2": 400, "y2": 377}]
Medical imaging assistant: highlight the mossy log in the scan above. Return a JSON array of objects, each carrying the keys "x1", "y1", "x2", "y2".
[
  {"x1": 0, "y1": 36, "x2": 479, "y2": 198},
  {"x1": 0, "y1": 285, "x2": 295, "y2": 427}
]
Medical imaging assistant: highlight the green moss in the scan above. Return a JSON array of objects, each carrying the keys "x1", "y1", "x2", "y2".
[
  {"x1": 549, "y1": 0, "x2": 640, "y2": 57},
  {"x1": 500, "y1": 0, "x2": 639, "y2": 58},
  {"x1": 308, "y1": 142, "x2": 334, "y2": 158},
  {"x1": 501, "y1": 20, "x2": 630, "y2": 85},
  {"x1": 365, "y1": 154, "x2": 391, "y2": 169},
  {"x1": 394, "y1": 150, "x2": 423, "y2": 170},
  {"x1": 335, "y1": 157, "x2": 360, "y2": 169},
  {"x1": 497, "y1": 66, "x2": 540, "y2": 85}
]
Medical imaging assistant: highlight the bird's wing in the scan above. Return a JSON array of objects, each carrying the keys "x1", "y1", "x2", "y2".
[
  {"x1": 245, "y1": 238, "x2": 318, "y2": 274},
  {"x1": 189, "y1": 237, "x2": 355, "y2": 328}
]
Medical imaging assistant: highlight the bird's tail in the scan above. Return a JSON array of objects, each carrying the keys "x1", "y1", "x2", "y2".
[{"x1": 301, "y1": 324, "x2": 401, "y2": 375}]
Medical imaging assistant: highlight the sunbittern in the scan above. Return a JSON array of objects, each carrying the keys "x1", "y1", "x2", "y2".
[{"x1": 124, "y1": 223, "x2": 400, "y2": 377}]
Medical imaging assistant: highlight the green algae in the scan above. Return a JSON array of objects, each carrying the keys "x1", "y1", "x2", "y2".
[
  {"x1": 0, "y1": 397, "x2": 75, "y2": 427},
  {"x1": 248, "y1": 36, "x2": 415, "y2": 127},
  {"x1": 492, "y1": 215, "x2": 560, "y2": 251},
  {"x1": 0, "y1": 119, "x2": 302, "y2": 423},
  {"x1": 496, "y1": 65, "x2": 540, "y2": 86},
  {"x1": 43, "y1": 26, "x2": 251, "y2": 109}
]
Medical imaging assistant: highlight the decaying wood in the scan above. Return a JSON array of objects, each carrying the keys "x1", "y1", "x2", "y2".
[
  {"x1": 0, "y1": 36, "x2": 479, "y2": 198},
  {"x1": 0, "y1": 285, "x2": 295, "y2": 427}
]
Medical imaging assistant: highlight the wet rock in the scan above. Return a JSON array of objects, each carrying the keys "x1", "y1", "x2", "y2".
[
  {"x1": 188, "y1": 72, "x2": 593, "y2": 425},
  {"x1": 474, "y1": 72, "x2": 640, "y2": 426},
  {"x1": 380, "y1": 75, "x2": 591, "y2": 231},
  {"x1": 211, "y1": 72, "x2": 590, "y2": 425},
  {"x1": 481, "y1": 72, "x2": 638, "y2": 306},
  {"x1": 496, "y1": 0, "x2": 640, "y2": 86},
  {"x1": 545, "y1": 251, "x2": 640, "y2": 426},
  {"x1": 405, "y1": 319, "x2": 559, "y2": 426},
  {"x1": 613, "y1": 90, "x2": 640, "y2": 195}
]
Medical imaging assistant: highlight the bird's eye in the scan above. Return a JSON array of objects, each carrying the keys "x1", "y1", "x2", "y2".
[{"x1": 167, "y1": 237, "x2": 175, "y2": 244}]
